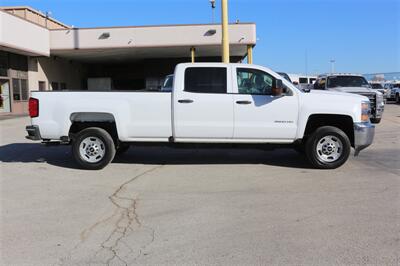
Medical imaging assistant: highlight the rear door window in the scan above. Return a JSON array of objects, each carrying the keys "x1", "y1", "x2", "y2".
[{"x1": 184, "y1": 67, "x2": 227, "y2": 93}]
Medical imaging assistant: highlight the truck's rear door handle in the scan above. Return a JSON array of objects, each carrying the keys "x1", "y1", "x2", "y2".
[
  {"x1": 236, "y1": 100, "x2": 252, "y2": 105},
  {"x1": 178, "y1": 99, "x2": 194, "y2": 104}
]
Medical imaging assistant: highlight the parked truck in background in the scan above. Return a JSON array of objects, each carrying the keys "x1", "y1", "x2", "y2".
[
  {"x1": 313, "y1": 74, "x2": 384, "y2": 123},
  {"x1": 26, "y1": 63, "x2": 375, "y2": 170},
  {"x1": 385, "y1": 82, "x2": 400, "y2": 102}
]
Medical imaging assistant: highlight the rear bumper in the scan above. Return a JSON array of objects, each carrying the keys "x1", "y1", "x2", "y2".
[
  {"x1": 26, "y1": 125, "x2": 41, "y2": 141},
  {"x1": 354, "y1": 122, "x2": 375, "y2": 156}
]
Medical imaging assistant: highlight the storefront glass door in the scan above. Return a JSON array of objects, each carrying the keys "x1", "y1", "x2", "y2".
[{"x1": 0, "y1": 79, "x2": 11, "y2": 113}]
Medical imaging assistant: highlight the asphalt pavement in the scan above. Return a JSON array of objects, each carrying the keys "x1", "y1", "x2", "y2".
[{"x1": 0, "y1": 104, "x2": 399, "y2": 265}]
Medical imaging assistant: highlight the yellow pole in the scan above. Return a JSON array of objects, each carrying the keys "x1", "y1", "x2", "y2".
[
  {"x1": 221, "y1": 0, "x2": 230, "y2": 63},
  {"x1": 247, "y1": 45, "x2": 253, "y2": 64},
  {"x1": 190, "y1": 47, "x2": 196, "y2": 63}
]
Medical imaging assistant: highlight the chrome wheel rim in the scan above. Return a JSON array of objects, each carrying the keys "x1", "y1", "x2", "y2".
[
  {"x1": 79, "y1": 136, "x2": 106, "y2": 163},
  {"x1": 316, "y1": 135, "x2": 343, "y2": 163}
]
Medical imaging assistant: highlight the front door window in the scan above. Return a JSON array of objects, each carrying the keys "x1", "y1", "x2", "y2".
[{"x1": 237, "y1": 68, "x2": 275, "y2": 95}]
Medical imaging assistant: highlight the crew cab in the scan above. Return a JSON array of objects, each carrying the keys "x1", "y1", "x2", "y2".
[
  {"x1": 26, "y1": 63, "x2": 375, "y2": 170},
  {"x1": 313, "y1": 74, "x2": 384, "y2": 123}
]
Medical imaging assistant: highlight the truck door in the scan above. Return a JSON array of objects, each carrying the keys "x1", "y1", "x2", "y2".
[
  {"x1": 173, "y1": 66, "x2": 234, "y2": 140},
  {"x1": 233, "y1": 67, "x2": 299, "y2": 140}
]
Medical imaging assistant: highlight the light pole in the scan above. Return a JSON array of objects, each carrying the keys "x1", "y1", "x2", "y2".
[
  {"x1": 330, "y1": 59, "x2": 335, "y2": 74},
  {"x1": 209, "y1": 0, "x2": 216, "y2": 24},
  {"x1": 221, "y1": 0, "x2": 230, "y2": 63},
  {"x1": 45, "y1": 11, "x2": 52, "y2": 28}
]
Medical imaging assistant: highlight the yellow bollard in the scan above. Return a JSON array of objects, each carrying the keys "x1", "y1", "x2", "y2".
[
  {"x1": 221, "y1": 0, "x2": 230, "y2": 63},
  {"x1": 247, "y1": 45, "x2": 253, "y2": 64},
  {"x1": 190, "y1": 47, "x2": 196, "y2": 63}
]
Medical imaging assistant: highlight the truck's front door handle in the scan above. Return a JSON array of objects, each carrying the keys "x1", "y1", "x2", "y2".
[
  {"x1": 236, "y1": 100, "x2": 252, "y2": 105},
  {"x1": 178, "y1": 99, "x2": 194, "y2": 104}
]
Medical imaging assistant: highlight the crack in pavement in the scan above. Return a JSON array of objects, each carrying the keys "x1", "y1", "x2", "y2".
[{"x1": 59, "y1": 165, "x2": 163, "y2": 266}]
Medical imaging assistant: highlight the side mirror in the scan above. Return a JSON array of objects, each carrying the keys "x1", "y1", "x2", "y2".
[
  {"x1": 276, "y1": 79, "x2": 283, "y2": 90},
  {"x1": 272, "y1": 79, "x2": 284, "y2": 96}
]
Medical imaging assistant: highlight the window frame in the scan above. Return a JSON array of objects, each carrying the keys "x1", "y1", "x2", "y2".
[
  {"x1": 38, "y1": 81, "x2": 46, "y2": 91},
  {"x1": 183, "y1": 66, "x2": 229, "y2": 94},
  {"x1": 12, "y1": 78, "x2": 29, "y2": 101}
]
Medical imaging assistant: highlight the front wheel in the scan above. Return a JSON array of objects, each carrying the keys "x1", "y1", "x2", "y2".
[
  {"x1": 305, "y1": 126, "x2": 351, "y2": 169},
  {"x1": 396, "y1": 93, "x2": 400, "y2": 104},
  {"x1": 72, "y1": 127, "x2": 116, "y2": 170}
]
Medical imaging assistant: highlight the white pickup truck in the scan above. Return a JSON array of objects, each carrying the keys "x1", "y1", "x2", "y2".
[{"x1": 26, "y1": 63, "x2": 375, "y2": 170}]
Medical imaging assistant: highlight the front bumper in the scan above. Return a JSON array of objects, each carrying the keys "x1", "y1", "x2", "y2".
[
  {"x1": 354, "y1": 122, "x2": 375, "y2": 156},
  {"x1": 26, "y1": 125, "x2": 41, "y2": 141}
]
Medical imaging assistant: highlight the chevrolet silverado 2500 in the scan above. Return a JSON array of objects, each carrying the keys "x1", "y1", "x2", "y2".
[{"x1": 26, "y1": 63, "x2": 375, "y2": 170}]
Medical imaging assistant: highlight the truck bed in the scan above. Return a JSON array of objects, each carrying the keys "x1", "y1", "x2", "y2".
[{"x1": 31, "y1": 91, "x2": 172, "y2": 141}]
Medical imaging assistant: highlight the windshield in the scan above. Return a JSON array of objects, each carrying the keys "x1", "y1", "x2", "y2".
[
  {"x1": 277, "y1": 72, "x2": 292, "y2": 83},
  {"x1": 327, "y1": 76, "x2": 370, "y2": 88},
  {"x1": 371, "y1": 83, "x2": 383, "y2": 89}
]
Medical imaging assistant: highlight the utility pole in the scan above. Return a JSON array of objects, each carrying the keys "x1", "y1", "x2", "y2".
[
  {"x1": 210, "y1": 0, "x2": 216, "y2": 23},
  {"x1": 330, "y1": 59, "x2": 335, "y2": 74},
  {"x1": 221, "y1": 0, "x2": 230, "y2": 63}
]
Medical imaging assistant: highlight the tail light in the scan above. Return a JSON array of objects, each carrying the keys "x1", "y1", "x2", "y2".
[{"x1": 29, "y1": 97, "x2": 39, "y2": 118}]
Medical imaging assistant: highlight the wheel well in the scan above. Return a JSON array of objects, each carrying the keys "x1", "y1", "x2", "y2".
[
  {"x1": 69, "y1": 122, "x2": 119, "y2": 142},
  {"x1": 69, "y1": 113, "x2": 119, "y2": 142},
  {"x1": 304, "y1": 114, "x2": 354, "y2": 146}
]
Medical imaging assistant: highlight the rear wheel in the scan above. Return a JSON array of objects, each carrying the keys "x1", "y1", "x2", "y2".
[
  {"x1": 305, "y1": 126, "x2": 351, "y2": 169},
  {"x1": 72, "y1": 127, "x2": 116, "y2": 170},
  {"x1": 396, "y1": 93, "x2": 400, "y2": 104}
]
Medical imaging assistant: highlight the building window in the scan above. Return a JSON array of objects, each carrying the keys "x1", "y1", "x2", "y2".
[
  {"x1": 9, "y1": 53, "x2": 28, "y2": 72},
  {"x1": 184, "y1": 67, "x2": 227, "y2": 93},
  {"x1": 60, "y1": 82, "x2": 67, "y2": 90},
  {"x1": 51, "y1": 82, "x2": 59, "y2": 91},
  {"x1": 12, "y1": 78, "x2": 29, "y2": 101},
  {"x1": 38, "y1": 81, "x2": 46, "y2": 91},
  {"x1": 0, "y1": 51, "x2": 8, "y2": 77},
  {"x1": 21, "y1": 79, "x2": 28, "y2": 100}
]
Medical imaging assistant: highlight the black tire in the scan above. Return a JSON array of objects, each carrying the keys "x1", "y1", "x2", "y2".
[
  {"x1": 72, "y1": 127, "x2": 116, "y2": 170},
  {"x1": 305, "y1": 126, "x2": 351, "y2": 169},
  {"x1": 396, "y1": 93, "x2": 400, "y2": 104},
  {"x1": 116, "y1": 143, "x2": 130, "y2": 155},
  {"x1": 370, "y1": 117, "x2": 381, "y2": 124}
]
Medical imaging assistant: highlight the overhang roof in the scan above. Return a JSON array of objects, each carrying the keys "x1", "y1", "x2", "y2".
[{"x1": 50, "y1": 23, "x2": 256, "y2": 63}]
